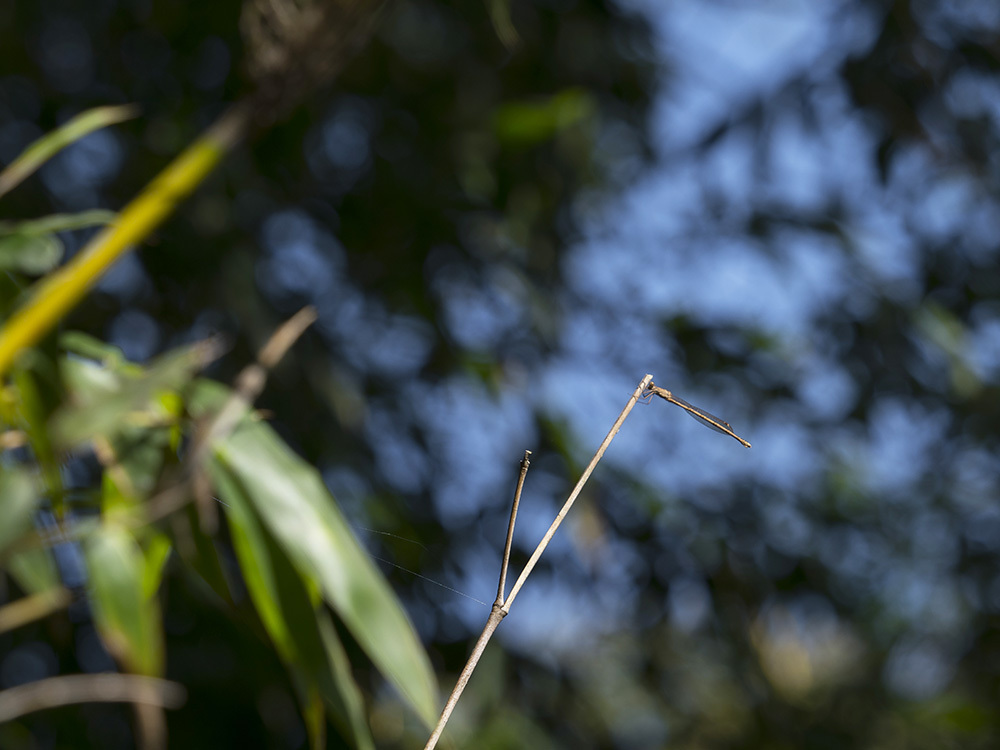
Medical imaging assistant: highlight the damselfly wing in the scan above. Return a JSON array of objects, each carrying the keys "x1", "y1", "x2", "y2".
[{"x1": 645, "y1": 384, "x2": 751, "y2": 448}]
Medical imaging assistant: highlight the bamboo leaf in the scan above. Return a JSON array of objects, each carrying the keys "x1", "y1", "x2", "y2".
[
  {"x1": 190, "y1": 379, "x2": 438, "y2": 728},
  {"x1": 85, "y1": 524, "x2": 164, "y2": 676},
  {"x1": 0, "y1": 211, "x2": 117, "y2": 236},
  {"x1": 486, "y1": 0, "x2": 519, "y2": 51},
  {"x1": 0, "y1": 212, "x2": 117, "y2": 275},
  {"x1": 494, "y1": 88, "x2": 595, "y2": 146},
  {"x1": 0, "y1": 232, "x2": 63, "y2": 274},
  {"x1": 11, "y1": 365, "x2": 64, "y2": 512},
  {"x1": 0, "y1": 105, "x2": 138, "y2": 199},
  {"x1": 140, "y1": 533, "x2": 172, "y2": 601},
  {"x1": 174, "y1": 505, "x2": 233, "y2": 605},
  {"x1": 6, "y1": 548, "x2": 60, "y2": 595},
  {"x1": 0, "y1": 467, "x2": 37, "y2": 553},
  {"x1": 54, "y1": 340, "x2": 216, "y2": 449},
  {"x1": 211, "y1": 460, "x2": 374, "y2": 750},
  {"x1": 59, "y1": 331, "x2": 131, "y2": 370},
  {"x1": 317, "y1": 613, "x2": 373, "y2": 749}
]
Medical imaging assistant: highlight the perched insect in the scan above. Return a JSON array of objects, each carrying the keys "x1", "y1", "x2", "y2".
[{"x1": 643, "y1": 383, "x2": 751, "y2": 448}]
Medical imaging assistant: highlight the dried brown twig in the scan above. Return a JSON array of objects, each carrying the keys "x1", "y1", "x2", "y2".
[
  {"x1": 424, "y1": 374, "x2": 653, "y2": 750},
  {"x1": 424, "y1": 374, "x2": 752, "y2": 748},
  {"x1": 148, "y1": 306, "x2": 318, "y2": 531},
  {"x1": 0, "y1": 674, "x2": 185, "y2": 723},
  {"x1": 0, "y1": 588, "x2": 73, "y2": 636}
]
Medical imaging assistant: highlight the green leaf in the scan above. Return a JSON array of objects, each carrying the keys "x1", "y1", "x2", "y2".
[
  {"x1": 141, "y1": 533, "x2": 173, "y2": 601},
  {"x1": 54, "y1": 340, "x2": 215, "y2": 449},
  {"x1": 211, "y1": 461, "x2": 374, "y2": 750},
  {"x1": 85, "y1": 524, "x2": 164, "y2": 676},
  {"x1": 0, "y1": 467, "x2": 38, "y2": 553},
  {"x1": 0, "y1": 105, "x2": 138, "y2": 199},
  {"x1": 0, "y1": 232, "x2": 63, "y2": 274},
  {"x1": 0, "y1": 210, "x2": 117, "y2": 237},
  {"x1": 6, "y1": 546, "x2": 60, "y2": 595},
  {"x1": 190, "y1": 379, "x2": 439, "y2": 728},
  {"x1": 100, "y1": 423, "x2": 175, "y2": 505},
  {"x1": 59, "y1": 331, "x2": 131, "y2": 370},
  {"x1": 494, "y1": 88, "x2": 595, "y2": 146},
  {"x1": 486, "y1": 0, "x2": 519, "y2": 52},
  {"x1": 0, "y1": 271, "x2": 30, "y2": 320},
  {"x1": 0, "y1": 211, "x2": 117, "y2": 275},
  {"x1": 316, "y1": 612, "x2": 374, "y2": 750},
  {"x1": 211, "y1": 462, "x2": 305, "y2": 663},
  {"x1": 11, "y1": 365, "x2": 65, "y2": 512},
  {"x1": 174, "y1": 504, "x2": 233, "y2": 605}
]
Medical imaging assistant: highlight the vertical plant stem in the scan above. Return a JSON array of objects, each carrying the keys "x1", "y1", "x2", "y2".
[{"x1": 495, "y1": 450, "x2": 531, "y2": 606}]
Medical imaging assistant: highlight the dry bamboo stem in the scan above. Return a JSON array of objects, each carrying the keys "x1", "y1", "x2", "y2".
[
  {"x1": 423, "y1": 374, "x2": 653, "y2": 750},
  {"x1": 501, "y1": 374, "x2": 652, "y2": 612},
  {"x1": 495, "y1": 450, "x2": 531, "y2": 606},
  {"x1": 0, "y1": 674, "x2": 186, "y2": 723}
]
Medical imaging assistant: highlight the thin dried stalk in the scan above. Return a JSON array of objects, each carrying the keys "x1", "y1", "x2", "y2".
[
  {"x1": 0, "y1": 674, "x2": 186, "y2": 723},
  {"x1": 149, "y1": 306, "x2": 318, "y2": 531},
  {"x1": 495, "y1": 450, "x2": 531, "y2": 606},
  {"x1": 0, "y1": 588, "x2": 73, "y2": 635},
  {"x1": 423, "y1": 375, "x2": 653, "y2": 750}
]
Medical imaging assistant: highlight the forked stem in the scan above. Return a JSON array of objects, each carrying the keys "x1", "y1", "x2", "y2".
[
  {"x1": 501, "y1": 374, "x2": 652, "y2": 612},
  {"x1": 423, "y1": 374, "x2": 653, "y2": 750}
]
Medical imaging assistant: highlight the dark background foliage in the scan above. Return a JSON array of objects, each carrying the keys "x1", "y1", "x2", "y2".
[{"x1": 2, "y1": 0, "x2": 1000, "y2": 747}]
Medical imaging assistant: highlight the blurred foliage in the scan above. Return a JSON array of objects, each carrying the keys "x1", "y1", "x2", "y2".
[
  {"x1": 3, "y1": 0, "x2": 1000, "y2": 749},
  {"x1": 1, "y1": 307, "x2": 440, "y2": 746}
]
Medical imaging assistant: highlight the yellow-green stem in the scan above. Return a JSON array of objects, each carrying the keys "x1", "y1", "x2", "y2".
[{"x1": 0, "y1": 104, "x2": 249, "y2": 379}]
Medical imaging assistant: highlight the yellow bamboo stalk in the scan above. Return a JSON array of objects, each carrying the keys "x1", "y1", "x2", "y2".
[{"x1": 0, "y1": 104, "x2": 249, "y2": 379}]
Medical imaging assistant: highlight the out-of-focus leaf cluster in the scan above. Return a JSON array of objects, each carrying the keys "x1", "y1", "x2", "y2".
[{"x1": 0, "y1": 110, "x2": 438, "y2": 748}]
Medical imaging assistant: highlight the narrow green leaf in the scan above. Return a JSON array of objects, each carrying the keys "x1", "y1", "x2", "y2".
[
  {"x1": 0, "y1": 105, "x2": 138, "y2": 199},
  {"x1": 211, "y1": 463, "x2": 298, "y2": 661},
  {"x1": 300, "y1": 687, "x2": 327, "y2": 750},
  {"x1": 494, "y1": 88, "x2": 595, "y2": 146},
  {"x1": 486, "y1": 0, "x2": 519, "y2": 51},
  {"x1": 101, "y1": 424, "x2": 175, "y2": 504},
  {"x1": 11, "y1": 366, "x2": 64, "y2": 512},
  {"x1": 0, "y1": 272, "x2": 30, "y2": 320},
  {"x1": 0, "y1": 467, "x2": 38, "y2": 553},
  {"x1": 190, "y1": 379, "x2": 438, "y2": 728},
  {"x1": 7, "y1": 547, "x2": 60, "y2": 595},
  {"x1": 141, "y1": 533, "x2": 172, "y2": 601},
  {"x1": 0, "y1": 210, "x2": 117, "y2": 237},
  {"x1": 174, "y1": 504, "x2": 233, "y2": 605},
  {"x1": 317, "y1": 611, "x2": 375, "y2": 750},
  {"x1": 59, "y1": 331, "x2": 130, "y2": 369},
  {"x1": 210, "y1": 459, "x2": 374, "y2": 750},
  {"x1": 85, "y1": 524, "x2": 164, "y2": 676},
  {"x1": 0, "y1": 232, "x2": 63, "y2": 274},
  {"x1": 0, "y1": 212, "x2": 118, "y2": 275},
  {"x1": 54, "y1": 340, "x2": 216, "y2": 449}
]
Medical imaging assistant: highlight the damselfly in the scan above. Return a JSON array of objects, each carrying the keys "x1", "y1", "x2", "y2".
[{"x1": 643, "y1": 383, "x2": 751, "y2": 448}]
